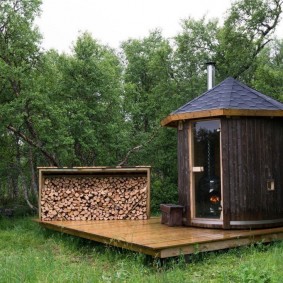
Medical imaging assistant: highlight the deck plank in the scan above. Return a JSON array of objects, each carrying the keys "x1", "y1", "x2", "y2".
[{"x1": 35, "y1": 218, "x2": 283, "y2": 258}]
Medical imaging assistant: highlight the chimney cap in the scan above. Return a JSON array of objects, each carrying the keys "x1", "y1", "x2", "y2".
[{"x1": 206, "y1": 61, "x2": 216, "y2": 66}]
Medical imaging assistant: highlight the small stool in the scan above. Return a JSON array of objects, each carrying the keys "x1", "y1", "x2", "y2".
[{"x1": 160, "y1": 204, "x2": 184, "y2": 226}]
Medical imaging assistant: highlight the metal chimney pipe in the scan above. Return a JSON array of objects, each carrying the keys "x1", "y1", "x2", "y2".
[{"x1": 206, "y1": 62, "x2": 216, "y2": 90}]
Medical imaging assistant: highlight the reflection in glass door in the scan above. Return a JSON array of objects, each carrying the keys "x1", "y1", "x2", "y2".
[{"x1": 192, "y1": 120, "x2": 222, "y2": 219}]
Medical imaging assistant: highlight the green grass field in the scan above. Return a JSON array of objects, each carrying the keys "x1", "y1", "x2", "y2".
[{"x1": 0, "y1": 216, "x2": 282, "y2": 283}]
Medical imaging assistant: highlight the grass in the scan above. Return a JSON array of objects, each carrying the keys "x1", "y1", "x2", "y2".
[{"x1": 0, "y1": 216, "x2": 283, "y2": 283}]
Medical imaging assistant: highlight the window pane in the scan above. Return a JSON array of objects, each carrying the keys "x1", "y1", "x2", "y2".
[{"x1": 193, "y1": 120, "x2": 221, "y2": 218}]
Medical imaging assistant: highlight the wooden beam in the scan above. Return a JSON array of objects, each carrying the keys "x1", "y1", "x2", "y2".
[
  {"x1": 160, "y1": 231, "x2": 283, "y2": 258},
  {"x1": 37, "y1": 221, "x2": 160, "y2": 257},
  {"x1": 161, "y1": 109, "x2": 283, "y2": 127},
  {"x1": 35, "y1": 218, "x2": 283, "y2": 259}
]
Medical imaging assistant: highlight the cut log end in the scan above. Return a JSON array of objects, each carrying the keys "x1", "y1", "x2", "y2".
[{"x1": 41, "y1": 176, "x2": 148, "y2": 221}]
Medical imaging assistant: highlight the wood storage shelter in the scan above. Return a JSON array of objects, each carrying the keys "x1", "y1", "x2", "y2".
[{"x1": 161, "y1": 76, "x2": 283, "y2": 229}]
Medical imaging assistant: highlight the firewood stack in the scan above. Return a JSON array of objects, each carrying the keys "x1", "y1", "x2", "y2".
[{"x1": 41, "y1": 176, "x2": 148, "y2": 221}]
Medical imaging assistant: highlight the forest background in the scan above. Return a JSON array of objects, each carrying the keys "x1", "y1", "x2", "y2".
[{"x1": 1, "y1": 0, "x2": 283, "y2": 213}]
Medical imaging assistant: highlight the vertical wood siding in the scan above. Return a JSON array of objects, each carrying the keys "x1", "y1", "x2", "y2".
[
  {"x1": 221, "y1": 119, "x2": 230, "y2": 229},
  {"x1": 177, "y1": 122, "x2": 191, "y2": 225},
  {"x1": 222, "y1": 117, "x2": 283, "y2": 225}
]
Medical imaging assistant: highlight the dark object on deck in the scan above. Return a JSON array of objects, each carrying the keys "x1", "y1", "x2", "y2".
[
  {"x1": 161, "y1": 76, "x2": 283, "y2": 229},
  {"x1": 160, "y1": 204, "x2": 184, "y2": 226}
]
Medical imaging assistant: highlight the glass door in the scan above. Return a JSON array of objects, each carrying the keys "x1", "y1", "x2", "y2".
[{"x1": 191, "y1": 120, "x2": 222, "y2": 219}]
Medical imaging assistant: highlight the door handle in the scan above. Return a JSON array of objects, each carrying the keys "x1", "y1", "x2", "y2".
[{"x1": 192, "y1": 167, "x2": 204, "y2": 172}]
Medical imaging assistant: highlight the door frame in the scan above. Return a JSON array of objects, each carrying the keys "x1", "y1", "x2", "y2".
[{"x1": 189, "y1": 119, "x2": 224, "y2": 226}]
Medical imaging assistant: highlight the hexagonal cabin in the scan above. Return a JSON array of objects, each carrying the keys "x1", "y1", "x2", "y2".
[{"x1": 161, "y1": 76, "x2": 283, "y2": 229}]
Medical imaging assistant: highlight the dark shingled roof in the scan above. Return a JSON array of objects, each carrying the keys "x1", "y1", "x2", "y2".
[{"x1": 173, "y1": 77, "x2": 283, "y2": 115}]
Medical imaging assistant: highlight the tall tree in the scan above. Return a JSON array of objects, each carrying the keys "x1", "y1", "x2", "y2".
[
  {"x1": 173, "y1": 17, "x2": 219, "y2": 105},
  {"x1": 0, "y1": 0, "x2": 50, "y2": 207},
  {"x1": 174, "y1": 0, "x2": 283, "y2": 92},
  {"x1": 217, "y1": 0, "x2": 282, "y2": 80},
  {"x1": 252, "y1": 39, "x2": 283, "y2": 101},
  {"x1": 57, "y1": 32, "x2": 126, "y2": 166},
  {"x1": 122, "y1": 31, "x2": 176, "y2": 135},
  {"x1": 121, "y1": 31, "x2": 179, "y2": 209},
  {"x1": 0, "y1": 0, "x2": 59, "y2": 166}
]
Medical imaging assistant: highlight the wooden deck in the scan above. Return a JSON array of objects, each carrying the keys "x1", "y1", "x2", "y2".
[{"x1": 36, "y1": 217, "x2": 283, "y2": 258}]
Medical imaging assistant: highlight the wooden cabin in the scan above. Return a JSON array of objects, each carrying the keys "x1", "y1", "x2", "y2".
[{"x1": 161, "y1": 76, "x2": 283, "y2": 229}]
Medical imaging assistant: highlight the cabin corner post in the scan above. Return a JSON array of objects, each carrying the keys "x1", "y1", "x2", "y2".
[
  {"x1": 221, "y1": 118, "x2": 231, "y2": 229},
  {"x1": 177, "y1": 121, "x2": 191, "y2": 225},
  {"x1": 146, "y1": 167, "x2": 151, "y2": 219},
  {"x1": 38, "y1": 168, "x2": 43, "y2": 220}
]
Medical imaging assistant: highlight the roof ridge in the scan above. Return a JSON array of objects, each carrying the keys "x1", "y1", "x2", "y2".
[
  {"x1": 172, "y1": 78, "x2": 230, "y2": 114},
  {"x1": 226, "y1": 77, "x2": 234, "y2": 109}
]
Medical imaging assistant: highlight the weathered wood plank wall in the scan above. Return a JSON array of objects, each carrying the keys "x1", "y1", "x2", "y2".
[
  {"x1": 222, "y1": 117, "x2": 283, "y2": 228},
  {"x1": 177, "y1": 117, "x2": 283, "y2": 229},
  {"x1": 177, "y1": 122, "x2": 191, "y2": 225}
]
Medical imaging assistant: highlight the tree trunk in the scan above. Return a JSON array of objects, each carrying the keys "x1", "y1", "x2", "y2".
[
  {"x1": 15, "y1": 137, "x2": 37, "y2": 210},
  {"x1": 22, "y1": 175, "x2": 37, "y2": 211},
  {"x1": 29, "y1": 147, "x2": 38, "y2": 200}
]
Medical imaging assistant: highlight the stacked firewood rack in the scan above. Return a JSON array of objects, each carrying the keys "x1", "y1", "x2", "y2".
[{"x1": 38, "y1": 167, "x2": 151, "y2": 221}]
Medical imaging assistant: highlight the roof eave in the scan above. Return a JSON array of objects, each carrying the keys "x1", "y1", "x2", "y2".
[{"x1": 161, "y1": 109, "x2": 283, "y2": 127}]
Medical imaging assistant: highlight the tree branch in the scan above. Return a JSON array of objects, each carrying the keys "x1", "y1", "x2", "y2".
[
  {"x1": 234, "y1": 0, "x2": 282, "y2": 78},
  {"x1": 7, "y1": 125, "x2": 59, "y2": 166},
  {"x1": 118, "y1": 127, "x2": 160, "y2": 166}
]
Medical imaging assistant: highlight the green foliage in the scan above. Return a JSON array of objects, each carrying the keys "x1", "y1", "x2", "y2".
[
  {"x1": 122, "y1": 30, "x2": 176, "y2": 132},
  {"x1": 121, "y1": 31, "x2": 179, "y2": 208},
  {"x1": 36, "y1": 33, "x2": 127, "y2": 166},
  {"x1": 253, "y1": 39, "x2": 283, "y2": 101},
  {"x1": 61, "y1": 32, "x2": 126, "y2": 166},
  {"x1": 174, "y1": 17, "x2": 218, "y2": 100},
  {"x1": 216, "y1": 0, "x2": 282, "y2": 80},
  {"x1": 0, "y1": 0, "x2": 44, "y2": 208}
]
